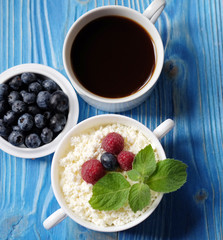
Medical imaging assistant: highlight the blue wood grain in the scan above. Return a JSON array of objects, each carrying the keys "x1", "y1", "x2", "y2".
[{"x1": 0, "y1": 0, "x2": 222, "y2": 239}]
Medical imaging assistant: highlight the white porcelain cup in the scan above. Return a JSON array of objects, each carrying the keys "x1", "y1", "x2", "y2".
[
  {"x1": 63, "y1": 0, "x2": 165, "y2": 112},
  {"x1": 43, "y1": 114, "x2": 174, "y2": 232}
]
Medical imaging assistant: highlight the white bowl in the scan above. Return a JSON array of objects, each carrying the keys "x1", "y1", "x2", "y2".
[
  {"x1": 0, "y1": 63, "x2": 79, "y2": 158},
  {"x1": 44, "y1": 114, "x2": 174, "y2": 232}
]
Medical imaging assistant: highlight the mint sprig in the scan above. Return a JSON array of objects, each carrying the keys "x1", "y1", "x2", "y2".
[
  {"x1": 133, "y1": 145, "x2": 156, "y2": 178},
  {"x1": 145, "y1": 159, "x2": 188, "y2": 193},
  {"x1": 127, "y1": 169, "x2": 142, "y2": 181},
  {"x1": 89, "y1": 145, "x2": 187, "y2": 213},
  {"x1": 89, "y1": 172, "x2": 131, "y2": 211},
  {"x1": 128, "y1": 183, "x2": 151, "y2": 212}
]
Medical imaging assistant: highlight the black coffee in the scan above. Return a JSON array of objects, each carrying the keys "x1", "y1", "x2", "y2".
[{"x1": 70, "y1": 16, "x2": 155, "y2": 98}]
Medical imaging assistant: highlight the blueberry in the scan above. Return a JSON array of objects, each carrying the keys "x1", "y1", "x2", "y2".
[
  {"x1": 0, "y1": 84, "x2": 9, "y2": 100},
  {"x1": 41, "y1": 127, "x2": 53, "y2": 144},
  {"x1": 8, "y1": 131, "x2": 24, "y2": 146},
  {"x1": 21, "y1": 72, "x2": 36, "y2": 84},
  {"x1": 0, "y1": 100, "x2": 8, "y2": 116},
  {"x1": 36, "y1": 91, "x2": 51, "y2": 109},
  {"x1": 12, "y1": 100, "x2": 27, "y2": 113},
  {"x1": 42, "y1": 79, "x2": 59, "y2": 93},
  {"x1": 0, "y1": 119, "x2": 10, "y2": 138},
  {"x1": 25, "y1": 133, "x2": 41, "y2": 148},
  {"x1": 49, "y1": 90, "x2": 69, "y2": 113},
  {"x1": 100, "y1": 152, "x2": 119, "y2": 171},
  {"x1": 28, "y1": 82, "x2": 42, "y2": 94},
  {"x1": 21, "y1": 91, "x2": 36, "y2": 104},
  {"x1": 28, "y1": 105, "x2": 41, "y2": 115},
  {"x1": 3, "y1": 110, "x2": 17, "y2": 125},
  {"x1": 8, "y1": 76, "x2": 23, "y2": 90},
  {"x1": 18, "y1": 113, "x2": 33, "y2": 131},
  {"x1": 34, "y1": 114, "x2": 46, "y2": 129},
  {"x1": 49, "y1": 113, "x2": 66, "y2": 132},
  {"x1": 8, "y1": 91, "x2": 21, "y2": 105}
]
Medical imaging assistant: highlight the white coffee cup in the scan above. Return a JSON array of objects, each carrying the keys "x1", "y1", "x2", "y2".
[
  {"x1": 43, "y1": 114, "x2": 174, "y2": 231},
  {"x1": 63, "y1": 0, "x2": 165, "y2": 112}
]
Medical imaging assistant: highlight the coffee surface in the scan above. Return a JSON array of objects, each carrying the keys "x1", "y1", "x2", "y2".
[{"x1": 71, "y1": 16, "x2": 155, "y2": 98}]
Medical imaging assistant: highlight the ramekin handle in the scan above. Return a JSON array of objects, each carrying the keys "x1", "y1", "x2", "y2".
[
  {"x1": 43, "y1": 208, "x2": 67, "y2": 230},
  {"x1": 153, "y1": 119, "x2": 174, "y2": 140}
]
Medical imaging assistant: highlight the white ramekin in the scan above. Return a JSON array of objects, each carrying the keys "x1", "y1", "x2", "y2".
[
  {"x1": 43, "y1": 114, "x2": 174, "y2": 232},
  {"x1": 0, "y1": 63, "x2": 79, "y2": 158}
]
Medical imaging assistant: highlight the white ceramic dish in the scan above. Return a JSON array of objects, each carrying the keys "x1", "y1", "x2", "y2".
[
  {"x1": 0, "y1": 63, "x2": 79, "y2": 158},
  {"x1": 43, "y1": 114, "x2": 174, "y2": 232},
  {"x1": 63, "y1": 0, "x2": 165, "y2": 112}
]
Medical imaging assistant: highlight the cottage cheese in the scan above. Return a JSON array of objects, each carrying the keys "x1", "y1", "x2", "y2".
[{"x1": 59, "y1": 123, "x2": 160, "y2": 227}]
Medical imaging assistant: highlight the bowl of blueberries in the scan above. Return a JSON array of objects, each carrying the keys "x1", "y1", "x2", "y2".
[{"x1": 0, "y1": 63, "x2": 79, "y2": 158}]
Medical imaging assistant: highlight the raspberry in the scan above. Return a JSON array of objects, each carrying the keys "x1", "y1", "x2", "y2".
[
  {"x1": 81, "y1": 159, "x2": 106, "y2": 185},
  {"x1": 117, "y1": 151, "x2": 135, "y2": 171},
  {"x1": 102, "y1": 132, "x2": 124, "y2": 155}
]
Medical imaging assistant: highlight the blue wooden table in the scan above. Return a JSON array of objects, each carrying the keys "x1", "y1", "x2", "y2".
[{"x1": 0, "y1": 0, "x2": 222, "y2": 239}]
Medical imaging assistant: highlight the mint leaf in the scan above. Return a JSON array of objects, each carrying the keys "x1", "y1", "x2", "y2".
[
  {"x1": 129, "y1": 183, "x2": 151, "y2": 213},
  {"x1": 146, "y1": 159, "x2": 187, "y2": 193},
  {"x1": 89, "y1": 172, "x2": 131, "y2": 211},
  {"x1": 127, "y1": 169, "x2": 142, "y2": 181},
  {"x1": 133, "y1": 145, "x2": 156, "y2": 178}
]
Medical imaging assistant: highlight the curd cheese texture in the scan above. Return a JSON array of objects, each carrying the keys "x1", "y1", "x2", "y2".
[{"x1": 59, "y1": 123, "x2": 160, "y2": 227}]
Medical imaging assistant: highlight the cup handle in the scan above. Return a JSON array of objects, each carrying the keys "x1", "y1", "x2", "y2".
[
  {"x1": 153, "y1": 119, "x2": 174, "y2": 140},
  {"x1": 143, "y1": 0, "x2": 166, "y2": 24},
  {"x1": 43, "y1": 208, "x2": 67, "y2": 230}
]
